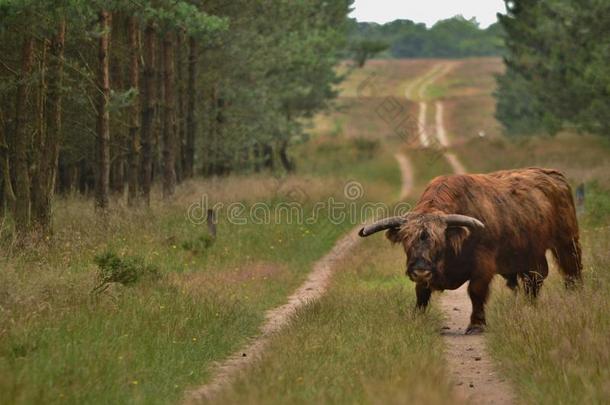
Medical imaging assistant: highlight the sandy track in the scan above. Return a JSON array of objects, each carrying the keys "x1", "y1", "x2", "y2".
[
  {"x1": 413, "y1": 63, "x2": 515, "y2": 404},
  {"x1": 394, "y1": 153, "x2": 414, "y2": 200},
  {"x1": 418, "y1": 102, "x2": 430, "y2": 147},
  {"x1": 184, "y1": 227, "x2": 362, "y2": 403},
  {"x1": 439, "y1": 287, "x2": 515, "y2": 404}
]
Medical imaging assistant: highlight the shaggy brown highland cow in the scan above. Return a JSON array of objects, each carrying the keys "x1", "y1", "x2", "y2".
[{"x1": 359, "y1": 168, "x2": 582, "y2": 334}]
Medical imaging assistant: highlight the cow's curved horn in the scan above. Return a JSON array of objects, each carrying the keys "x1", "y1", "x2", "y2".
[
  {"x1": 444, "y1": 214, "x2": 485, "y2": 229},
  {"x1": 358, "y1": 216, "x2": 408, "y2": 237}
]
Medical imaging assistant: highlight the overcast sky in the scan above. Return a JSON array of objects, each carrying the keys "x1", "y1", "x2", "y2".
[{"x1": 350, "y1": 0, "x2": 506, "y2": 28}]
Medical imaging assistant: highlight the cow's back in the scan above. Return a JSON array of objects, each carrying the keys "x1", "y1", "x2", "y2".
[{"x1": 416, "y1": 168, "x2": 578, "y2": 256}]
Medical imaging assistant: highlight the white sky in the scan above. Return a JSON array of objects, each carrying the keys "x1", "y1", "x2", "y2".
[{"x1": 350, "y1": 0, "x2": 507, "y2": 28}]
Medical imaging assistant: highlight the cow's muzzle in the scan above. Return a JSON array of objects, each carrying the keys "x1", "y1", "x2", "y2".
[{"x1": 408, "y1": 269, "x2": 433, "y2": 283}]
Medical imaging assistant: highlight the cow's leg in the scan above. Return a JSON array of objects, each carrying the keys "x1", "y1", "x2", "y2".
[
  {"x1": 466, "y1": 275, "x2": 492, "y2": 335},
  {"x1": 415, "y1": 283, "x2": 432, "y2": 310},
  {"x1": 554, "y1": 237, "x2": 583, "y2": 288},
  {"x1": 521, "y1": 256, "x2": 549, "y2": 299},
  {"x1": 503, "y1": 274, "x2": 518, "y2": 293}
]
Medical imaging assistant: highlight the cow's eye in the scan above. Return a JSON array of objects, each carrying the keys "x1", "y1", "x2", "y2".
[{"x1": 420, "y1": 231, "x2": 428, "y2": 241}]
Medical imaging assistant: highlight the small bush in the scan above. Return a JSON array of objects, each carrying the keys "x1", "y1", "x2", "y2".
[{"x1": 92, "y1": 251, "x2": 160, "y2": 293}]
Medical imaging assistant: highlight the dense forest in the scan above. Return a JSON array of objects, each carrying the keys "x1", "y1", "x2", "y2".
[
  {"x1": 495, "y1": 0, "x2": 610, "y2": 136},
  {"x1": 0, "y1": 0, "x2": 352, "y2": 235},
  {"x1": 347, "y1": 16, "x2": 504, "y2": 62}
]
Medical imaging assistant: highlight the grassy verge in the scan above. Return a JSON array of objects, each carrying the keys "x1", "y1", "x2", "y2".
[
  {"x1": 487, "y1": 215, "x2": 610, "y2": 404},
  {"x1": 215, "y1": 233, "x2": 455, "y2": 405}
]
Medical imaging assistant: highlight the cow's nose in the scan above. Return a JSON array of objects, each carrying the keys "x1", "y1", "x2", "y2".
[{"x1": 413, "y1": 269, "x2": 432, "y2": 280}]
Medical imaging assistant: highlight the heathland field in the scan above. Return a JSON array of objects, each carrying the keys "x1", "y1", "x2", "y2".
[{"x1": 2, "y1": 58, "x2": 609, "y2": 405}]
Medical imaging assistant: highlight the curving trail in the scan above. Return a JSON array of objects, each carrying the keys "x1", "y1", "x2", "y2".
[{"x1": 407, "y1": 63, "x2": 515, "y2": 404}]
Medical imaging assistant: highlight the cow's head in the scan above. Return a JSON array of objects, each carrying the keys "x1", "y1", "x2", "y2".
[{"x1": 358, "y1": 213, "x2": 484, "y2": 283}]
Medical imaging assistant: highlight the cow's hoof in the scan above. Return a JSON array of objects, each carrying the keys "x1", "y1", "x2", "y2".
[{"x1": 465, "y1": 324, "x2": 485, "y2": 335}]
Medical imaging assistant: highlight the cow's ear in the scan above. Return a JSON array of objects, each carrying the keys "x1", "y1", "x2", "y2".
[
  {"x1": 446, "y1": 226, "x2": 470, "y2": 255},
  {"x1": 385, "y1": 227, "x2": 403, "y2": 244}
]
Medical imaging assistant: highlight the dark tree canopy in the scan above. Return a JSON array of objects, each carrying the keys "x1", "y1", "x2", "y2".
[
  {"x1": 495, "y1": 0, "x2": 610, "y2": 136},
  {"x1": 0, "y1": 0, "x2": 354, "y2": 235}
]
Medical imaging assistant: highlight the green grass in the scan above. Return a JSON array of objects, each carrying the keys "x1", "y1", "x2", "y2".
[
  {"x1": 0, "y1": 281, "x2": 260, "y2": 404},
  {"x1": 215, "y1": 234, "x2": 455, "y2": 405},
  {"x1": 487, "y1": 223, "x2": 610, "y2": 404},
  {"x1": 425, "y1": 83, "x2": 450, "y2": 100}
]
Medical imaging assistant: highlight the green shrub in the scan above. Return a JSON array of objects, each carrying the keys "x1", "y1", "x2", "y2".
[{"x1": 92, "y1": 251, "x2": 160, "y2": 293}]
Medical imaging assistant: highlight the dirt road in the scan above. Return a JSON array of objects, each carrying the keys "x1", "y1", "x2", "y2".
[{"x1": 407, "y1": 63, "x2": 515, "y2": 404}]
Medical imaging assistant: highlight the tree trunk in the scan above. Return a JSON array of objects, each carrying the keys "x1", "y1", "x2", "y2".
[
  {"x1": 13, "y1": 36, "x2": 35, "y2": 232},
  {"x1": 278, "y1": 139, "x2": 295, "y2": 172},
  {"x1": 0, "y1": 111, "x2": 16, "y2": 211},
  {"x1": 252, "y1": 143, "x2": 261, "y2": 172},
  {"x1": 262, "y1": 144, "x2": 274, "y2": 170},
  {"x1": 109, "y1": 15, "x2": 125, "y2": 196},
  {"x1": 213, "y1": 94, "x2": 225, "y2": 175},
  {"x1": 162, "y1": 31, "x2": 177, "y2": 199},
  {"x1": 140, "y1": 25, "x2": 156, "y2": 206},
  {"x1": 127, "y1": 17, "x2": 140, "y2": 206},
  {"x1": 95, "y1": 11, "x2": 111, "y2": 210},
  {"x1": 185, "y1": 37, "x2": 197, "y2": 178},
  {"x1": 32, "y1": 20, "x2": 65, "y2": 233},
  {"x1": 32, "y1": 40, "x2": 48, "y2": 184},
  {"x1": 175, "y1": 31, "x2": 185, "y2": 183},
  {"x1": 153, "y1": 34, "x2": 164, "y2": 184}
]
